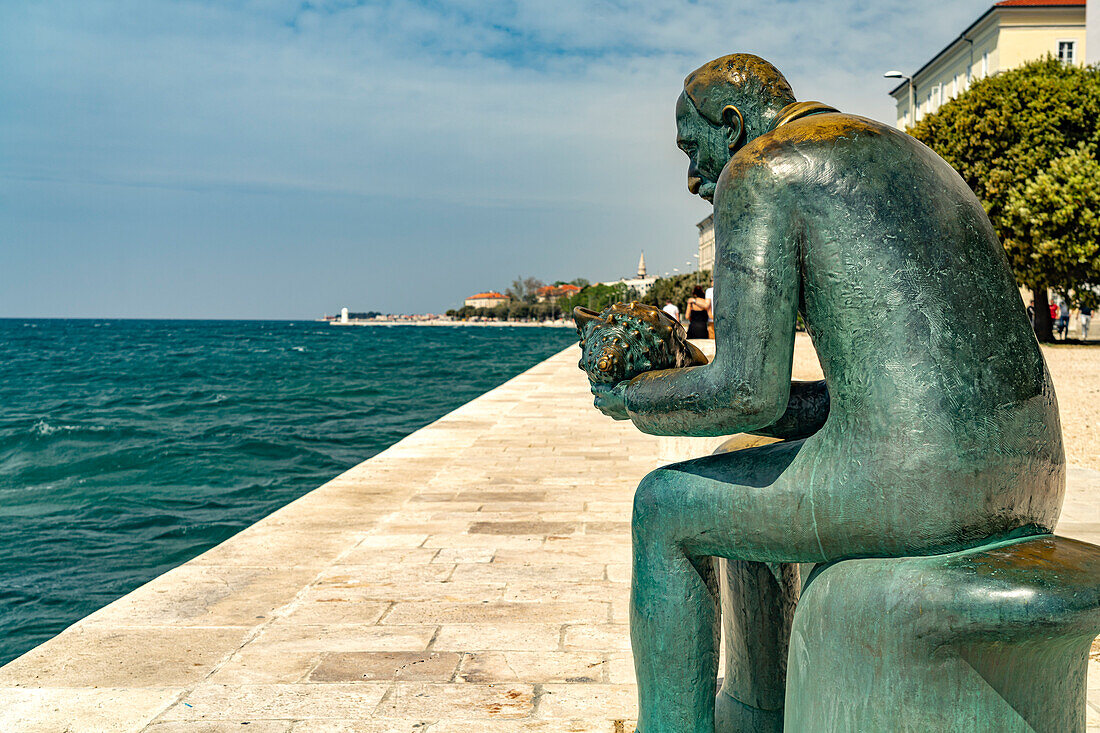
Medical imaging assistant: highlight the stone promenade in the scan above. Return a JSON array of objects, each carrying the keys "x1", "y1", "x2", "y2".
[{"x1": 2, "y1": 338, "x2": 1099, "y2": 731}]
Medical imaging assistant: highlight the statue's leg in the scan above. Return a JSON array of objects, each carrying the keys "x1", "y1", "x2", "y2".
[
  {"x1": 630, "y1": 440, "x2": 823, "y2": 733},
  {"x1": 714, "y1": 558, "x2": 800, "y2": 733}
]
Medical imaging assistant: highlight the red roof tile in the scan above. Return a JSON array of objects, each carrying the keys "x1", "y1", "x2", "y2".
[
  {"x1": 995, "y1": 0, "x2": 1083, "y2": 6},
  {"x1": 467, "y1": 292, "x2": 507, "y2": 299}
]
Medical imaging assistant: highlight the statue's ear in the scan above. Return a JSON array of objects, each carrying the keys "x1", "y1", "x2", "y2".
[
  {"x1": 721, "y1": 105, "x2": 744, "y2": 153},
  {"x1": 573, "y1": 306, "x2": 603, "y2": 335}
]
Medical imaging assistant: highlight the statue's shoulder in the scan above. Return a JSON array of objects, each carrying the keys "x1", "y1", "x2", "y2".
[{"x1": 722, "y1": 112, "x2": 907, "y2": 187}]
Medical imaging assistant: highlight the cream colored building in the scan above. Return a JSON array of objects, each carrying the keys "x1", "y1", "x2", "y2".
[
  {"x1": 463, "y1": 291, "x2": 510, "y2": 308},
  {"x1": 697, "y1": 214, "x2": 715, "y2": 273},
  {"x1": 889, "y1": 0, "x2": 1085, "y2": 129}
]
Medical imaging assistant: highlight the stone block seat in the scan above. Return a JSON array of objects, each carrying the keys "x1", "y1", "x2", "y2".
[{"x1": 784, "y1": 535, "x2": 1100, "y2": 732}]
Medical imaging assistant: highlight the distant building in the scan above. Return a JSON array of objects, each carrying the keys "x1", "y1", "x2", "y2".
[
  {"x1": 697, "y1": 214, "x2": 715, "y2": 273},
  {"x1": 464, "y1": 291, "x2": 510, "y2": 308},
  {"x1": 340, "y1": 307, "x2": 349, "y2": 324},
  {"x1": 535, "y1": 284, "x2": 582, "y2": 303},
  {"x1": 603, "y1": 252, "x2": 658, "y2": 296},
  {"x1": 888, "y1": 0, "x2": 1086, "y2": 129},
  {"x1": 1090, "y1": 0, "x2": 1099, "y2": 62}
]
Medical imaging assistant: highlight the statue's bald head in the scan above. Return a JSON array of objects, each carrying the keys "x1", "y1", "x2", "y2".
[
  {"x1": 675, "y1": 54, "x2": 798, "y2": 200},
  {"x1": 684, "y1": 54, "x2": 796, "y2": 134}
]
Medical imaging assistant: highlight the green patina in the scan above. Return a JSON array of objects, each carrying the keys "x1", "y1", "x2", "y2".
[{"x1": 576, "y1": 54, "x2": 1100, "y2": 732}]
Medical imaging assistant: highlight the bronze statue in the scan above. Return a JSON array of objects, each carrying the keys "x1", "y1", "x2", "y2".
[{"x1": 576, "y1": 54, "x2": 1099, "y2": 732}]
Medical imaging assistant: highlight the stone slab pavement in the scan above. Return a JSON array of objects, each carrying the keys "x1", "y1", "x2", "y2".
[{"x1": 1, "y1": 336, "x2": 1098, "y2": 732}]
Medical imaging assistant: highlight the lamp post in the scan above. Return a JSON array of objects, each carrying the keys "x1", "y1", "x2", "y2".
[{"x1": 884, "y1": 70, "x2": 915, "y2": 128}]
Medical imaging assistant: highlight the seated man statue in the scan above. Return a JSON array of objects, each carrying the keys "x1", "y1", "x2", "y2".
[{"x1": 585, "y1": 54, "x2": 1064, "y2": 732}]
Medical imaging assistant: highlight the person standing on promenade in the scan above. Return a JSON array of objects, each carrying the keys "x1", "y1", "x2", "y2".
[
  {"x1": 1081, "y1": 305, "x2": 1092, "y2": 340},
  {"x1": 685, "y1": 285, "x2": 710, "y2": 339},
  {"x1": 663, "y1": 300, "x2": 682, "y2": 324},
  {"x1": 705, "y1": 279, "x2": 715, "y2": 338},
  {"x1": 1059, "y1": 300, "x2": 1071, "y2": 340}
]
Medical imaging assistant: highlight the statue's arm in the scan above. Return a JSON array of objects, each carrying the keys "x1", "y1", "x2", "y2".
[
  {"x1": 747, "y1": 379, "x2": 829, "y2": 440},
  {"x1": 622, "y1": 160, "x2": 800, "y2": 437}
]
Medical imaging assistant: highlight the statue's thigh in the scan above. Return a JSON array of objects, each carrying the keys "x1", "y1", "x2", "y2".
[{"x1": 643, "y1": 441, "x2": 826, "y2": 564}]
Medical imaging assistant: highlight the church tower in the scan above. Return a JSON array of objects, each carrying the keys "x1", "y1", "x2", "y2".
[{"x1": 637, "y1": 252, "x2": 647, "y2": 279}]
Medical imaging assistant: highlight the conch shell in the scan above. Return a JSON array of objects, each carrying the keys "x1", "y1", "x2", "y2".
[{"x1": 574, "y1": 301, "x2": 708, "y2": 386}]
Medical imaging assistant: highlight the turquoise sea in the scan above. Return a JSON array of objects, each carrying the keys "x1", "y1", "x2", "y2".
[{"x1": 0, "y1": 319, "x2": 575, "y2": 665}]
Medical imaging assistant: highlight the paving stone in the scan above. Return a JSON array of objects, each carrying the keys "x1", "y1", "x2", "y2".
[
  {"x1": 292, "y1": 722, "x2": 435, "y2": 733},
  {"x1": 374, "y1": 682, "x2": 534, "y2": 719},
  {"x1": 0, "y1": 686, "x2": 182, "y2": 732},
  {"x1": 206, "y1": 650, "x2": 320, "y2": 685},
  {"x1": 309, "y1": 652, "x2": 462, "y2": 683},
  {"x1": 383, "y1": 601, "x2": 608, "y2": 625},
  {"x1": 80, "y1": 565, "x2": 318, "y2": 627},
  {"x1": 0, "y1": 627, "x2": 250, "y2": 687},
  {"x1": 244, "y1": 624, "x2": 436, "y2": 654},
  {"x1": 427, "y1": 721, "x2": 634, "y2": 733},
  {"x1": 468, "y1": 521, "x2": 577, "y2": 535},
  {"x1": 161, "y1": 683, "x2": 389, "y2": 721},
  {"x1": 563, "y1": 625, "x2": 632, "y2": 652},
  {"x1": 535, "y1": 683, "x2": 638, "y2": 721},
  {"x1": 456, "y1": 651, "x2": 608, "y2": 683},
  {"x1": 430, "y1": 548, "x2": 494, "y2": 564},
  {"x1": 148, "y1": 723, "x2": 294, "y2": 732},
  {"x1": 431, "y1": 624, "x2": 563, "y2": 652}
]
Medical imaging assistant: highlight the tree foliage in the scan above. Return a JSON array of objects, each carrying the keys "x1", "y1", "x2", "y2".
[
  {"x1": 506, "y1": 276, "x2": 545, "y2": 304},
  {"x1": 1003, "y1": 145, "x2": 1100, "y2": 309},
  {"x1": 909, "y1": 57, "x2": 1100, "y2": 337},
  {"x1": 639, "y1": 271, "x2": 711, "y2": 316},
  {"x1": 558, "y1": 282, "x2": 631, "y2": 315}
]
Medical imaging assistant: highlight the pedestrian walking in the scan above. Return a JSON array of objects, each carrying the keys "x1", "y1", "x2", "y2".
[
  {"x1": 662, "y1": 300, "x2": 681, "y2": 324},
  {"x1": 1081, "y1": 305, "x2": 1093, "y2": 341}
]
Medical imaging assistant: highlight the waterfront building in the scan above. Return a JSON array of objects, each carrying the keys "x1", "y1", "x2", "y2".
[
  {"x1": 464, "y1": 291, "x2": 510, "y2": 308},
  {"x1": 887, "y1": 0, "x2": 1086, "y2": 129},
  {"x1": 697, "y1": 214, "x2": 715, "y2": 273},
  {"x1": 535, "y1": 284, "x2": 582, "y2": 303},
  {"x1": 603, "y1": 252, "x2": 658, "y2": 296}
]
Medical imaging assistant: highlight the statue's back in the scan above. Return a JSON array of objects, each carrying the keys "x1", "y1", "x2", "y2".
[{"x1": 757, "y1": 112, "x2": 1065, "y2": 541}]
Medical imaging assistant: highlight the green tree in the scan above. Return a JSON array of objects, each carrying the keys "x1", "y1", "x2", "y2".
[
  {"x1": 506, "y1": 277, "x2": 544, "y2": 304},
  {"x1": 1002, "y1": 145, "x2": 1100, "y2": 312},
  {"x1": 558, "y1": 282, "x2": 629, "y2": 316},
  {"x1": 641, "y1": 271, "x2": 711, "y2": 317},
  {"x1": 909, "y1": 57, "x2": 1100, "y2": 341}
]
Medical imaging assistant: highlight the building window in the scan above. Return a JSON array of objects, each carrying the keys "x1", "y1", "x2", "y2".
[
  {"x1": 1058, "y1": 40, "x2": 1076, "y2": 65},
  {"x1": 981, "y1": 51, "x2": 989, "y2": 78}
]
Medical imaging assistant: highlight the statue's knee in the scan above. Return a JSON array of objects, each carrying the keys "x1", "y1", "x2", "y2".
[{"x1": 632, "y1": 468, "x2": 678, "y2": 543}]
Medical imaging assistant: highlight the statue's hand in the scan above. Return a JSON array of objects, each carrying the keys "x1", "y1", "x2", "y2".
[{"x1": 591, "y1": 381, "x2": 630, "y2": 420}]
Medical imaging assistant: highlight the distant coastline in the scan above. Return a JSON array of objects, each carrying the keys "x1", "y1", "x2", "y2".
[{"x1": 321, "y1": 317, "x2": 574, "y2": 329}]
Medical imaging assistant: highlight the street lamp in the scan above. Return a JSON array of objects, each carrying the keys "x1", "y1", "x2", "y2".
[{"x1": 884, "y1": 70, "x2": 915, "y2": 128}]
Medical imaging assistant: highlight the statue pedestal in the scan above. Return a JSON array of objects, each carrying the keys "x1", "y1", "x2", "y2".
[{"x1": 785, "y1": 535, "x2": 1100, "y2": 732}]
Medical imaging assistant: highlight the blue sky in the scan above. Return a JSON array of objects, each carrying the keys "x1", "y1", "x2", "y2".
[{"x1": 1, "y1": 0, "x2": 994, "y2": 318}]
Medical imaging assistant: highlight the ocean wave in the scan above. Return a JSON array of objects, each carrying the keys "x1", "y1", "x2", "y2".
[
  {"x1": 0, "y1": 319, "x2": 575, "y2": 667},
  {"x1": 30, "y1": 420, "x2": 109, "y2": 437}
]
